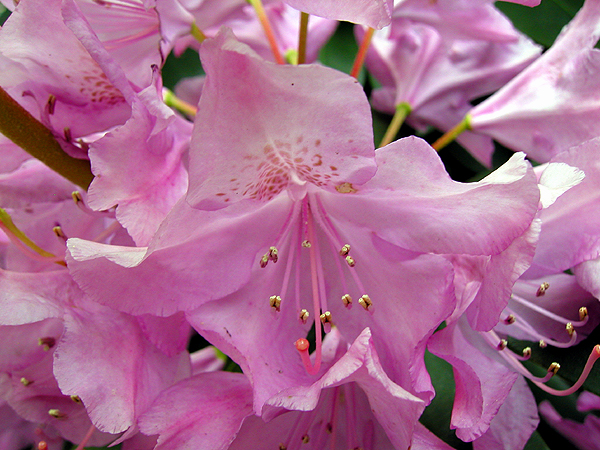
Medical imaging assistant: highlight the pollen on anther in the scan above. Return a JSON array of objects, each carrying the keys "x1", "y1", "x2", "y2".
[
  {"x1": 548, "y1": 362, "x2": 560, "y2": 375},
  {"x1": 358, "y1": 295, "x2": 372, "y2": 311},
  {"x1": 269, "y1": 295, "x2": 282, "y2": 312},
  {"x1": 279, "y1": 445, "x2": 287, "y2": 450},
  {"x1": 320, "y1": 311, "x2": 332, "y2": 325},
  {"x1": 299, "y1": 309, "x2": 309, "y2": 324},
  {"x1": 70, "y1": 395, "x2": 82, "y2": 404},
  {"x1": 339, "y1": 244, "x2": 351, "y2": 256},
  {"x1": 342, "y1": 294, "x2": 352, "y2": 308},
  {"x1": 260, "y1": 253, "x2": 269, "y2": 268},
  {"x1": 522, "y1": 347, "x2": 532, "y2": 359},
  {"x1": 504, "y1": 314, "x2": 516, "y2": 325},
  {"x1": 497, "y1": 339, "x2": 508, "y2": 350},
  {"x1": 539, "y1": 340, "x2": 547, "y2": 348},
  {"x1": 38, "y1": 337, "x2": 56, "y2": 351},
  {"x1": 345, "y1": 255, "x2": 355, "y2": 267},
  {"x1": 566, "y1": 322, "x2": 575, "y2": 337},
  {"x1": 20, "y1": 377, "x2": 32, "y2": 386},
  {"x1": 580, "y1": 307, "x2": 589, "y2": 321},
  {"x1": 48, "y1": 409, "x2": 66, "y2": 419},
  {"x1": 302, "y1": 240, "x2": 312, "y2": 248},
  {"x1": 269, "y1": 246, "x2": 279, "y2": 263},
  {"x1": 301, "y1": 434, "x2": 310, "y2": 444},
  {"x1": 536, "y1": 282, "x2": 550, "y2": 297}
]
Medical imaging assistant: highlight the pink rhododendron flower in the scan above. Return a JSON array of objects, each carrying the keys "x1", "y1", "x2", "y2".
[
  {"x1": 363, "y1": 5, "x2": 540, "y2": 165},
  {"x1": 539, "y1": 398, "x2": 600, "y2": 450},
  {"x1": 468, "y1": 0, "x2": 600, "y2": 162},
  {"x1": 283, "y1": 0, "x2": 392, "y2": 29}
]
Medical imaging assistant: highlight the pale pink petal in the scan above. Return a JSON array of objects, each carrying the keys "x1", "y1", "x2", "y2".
[
  {"x1": 187, "y1": 29, "x2": 376, "y2": 210},
  {"x1": 284, "y1": 0, "x2": 392, "y2": 29}
]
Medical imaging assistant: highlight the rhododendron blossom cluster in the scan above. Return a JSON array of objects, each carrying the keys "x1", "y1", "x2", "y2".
[{"x1": 0, "y1": 0, "x2": 599, "y2": 449}]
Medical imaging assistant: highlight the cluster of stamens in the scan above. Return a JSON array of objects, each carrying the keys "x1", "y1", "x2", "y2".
[
  {"x1": 488, "y1": 281, "x2": 599, "y2": 396},
  {"x1": 259, "y1": 196, "x2": 372, "y2": 375}
]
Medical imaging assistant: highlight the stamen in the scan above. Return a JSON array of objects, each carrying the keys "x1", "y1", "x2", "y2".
[
  {"x1": 302, "y1": 240, "x2": 312, "y2": 248},
  {"x1": 504, "y1": 314, "x2": 516, "y2": 325},
  {"x1": 342, "y1": 294, "x2": 353, "y2": 309},
  {"x1": 497, "y1": 339, "x2": 508, "y2": 350},
  {"x1": 302, "y1": 434, "x2": 310, "y2": 443},
  {"x1": 269, "y1": 246, "x2": 279, "y2": 263},
  {"x1": 71, "y1": 395, "x2": 82, "y2": 404},
  {"x1": 548, "y1": 362, "x2": 560, "y2": 376},
  {"x1": 53, "y1": 226, "x2": 67, "y2": 241},
  {"x1": 539, "y1": 340, "x2": 547, "y2": 348},
  {"x1": 38, "y1": 442, "x2": 48, "y2": 450},
  {"x1": 47, "y1": 95, "x2": 56, "y2": 115},
  {"x1": 269, "y1": 295, "x2": 282, "y2": 312},
  {"x1": 74, "y1": 424, "x2": 97, "y2": 450},
  {"x1": 320, "y1": 311, "x2": 332, "y2": 333},
  {"x1": 580, "y1": 307, "x2": 589, "y2": 322},
  {"x1": 299, "y1": 309, "x2": 309, "y2": 324},
  {"x1": 536, "y1": 282, "x2": 550, "y2": 297},
  {"x1": 345, "y1": 255, "x2": 356, "y2": 267},
  {"x1": 566, "y1": 322, "x2": 575, "y2": 337},
  {"x1": 38, "y1": 337, "x2": 56, "y2": 351},
  {"x1": 260, "y1": 253, "x2": 269, "y2": 268},
  {"x1": 339, "y1": 244, "x2": 351, "y2": 256},
  {"x1": 48, "y1": 409, "x2": 66, "y2": 419},
  {"x1": 279, "y1": 445, "x2": 287, "y2": 450},
  {"x1": 0, "y1": 209, "x2": 66, "y2": 266},
  {"x1": 511, "y1": 294, "x2": 587, "y2": 326},
  {"x1": 20, "y1": 377, "x2": 32, "y2": 386},
  {"x1": 522, "y1": 347, "x2": 532, "y2": 360},
  {"x1": 530, "y1": 345, "x2": 600, "y2": 396},
  {"x1": 63, "y1": 127, "x2": 72, "y2": 143},
  {"x1": 358, "y1": 295, "x2": 373, "y2": 312}
]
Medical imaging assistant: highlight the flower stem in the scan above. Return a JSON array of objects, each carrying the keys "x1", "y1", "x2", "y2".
[
  {"x1": 248, "y1": 0, "x2": 285, "y2": 64},
  {"x1": 379, "y1": 102, "x2": 412, "y2": 148},
  {"x1": 432, "y1": 114, "x2": 472, "y2": 151},
  {"x1": 350, "y1": 27, "x2": 374, "y2": 79},
  {"x1": 163, "y1": 88, "x2": 198, "y2": 117},
  {"x1": 297, "y1": 12, "x2": 309, "y2": 64},
  {"x1": 0, "y1": 86, "x2": 93, "y2": 189}
]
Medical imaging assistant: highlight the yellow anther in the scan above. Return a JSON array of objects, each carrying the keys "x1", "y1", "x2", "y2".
[
  {"x1": 566, "y1": 322, "x2": 574, "y2": 337},
  {"x1": 536, "y1": 282, "x2": 550, "y2": 297},
  {"x1": 47, "y1": 94, "x2": 56, "y2": 115},
  {"x1": 345, "y1": 255, "x2": 355, "y2": 267},
  {"x1": 48, "y1": 409, "x2": 66, "y2": 419},
  {"x1": 336, "y1": 182, "x2": 356, "y2": 193},
  {"x1": 302, "y1": 240, "x2": 311, "y2": 248},
  {"x1": 580, "y1": 307, "x2": 589, "y2": 321},
  {"x1": 260, "y1": 253, "x2": 269, "y2": 268},
  {"x1": 72, "y1": 191, "x2": 83, "y2": 204},
  {"x1": 269, "y1": 295, "x2": 282, "y2": 312},
  {"x1": 339, "y1": 244, "x2": 351, "y2": 256},
  {"x1": 358, "y1": 295, "x2": 372, "y2": 311},
  {"x1": 279, "y1": 445, "x2": 287, "y2": 450},
  {"x1": 497, "y1": 339, "x2": 508, "y2": 350},
  {"x1": 548, "y1": 362, "x2": 560, "y2": 375},
  {"x1": 320, "y1": 311, "x2": 332, "y2": 325},
  {"x1": 301, "y1": 434, "x2": 310, "y2": 443},
  {"x1": 539, "y1": 340, "x2": 547, "y2": 349},
  {"x1": 70, "y1": 395, "x2": 82, "y2": 403},
  {"x1": 522, "y1": 347, "x2": 532, "y2": 358},
  {"x1": 299, "y1": 309, "x2": 309, "y2": 324},
  {"x1": 504, "y1": 314, "x2": 516, "y2": 325},
  {"x1": 20, "y1": 377, "x2": 32, "y2": 386},
  {"x1": 53, "y1": 226, "x2": 66, "y2": 239},
  {"x1": 38, "y1": 336, "x2": 56, "y2": 351},
  {"x1": 268, "y1": 246, "x2": 279, "y2": 263},
  {"x1": 342, "y1": 294, "x2": 352, "y2": 307}
]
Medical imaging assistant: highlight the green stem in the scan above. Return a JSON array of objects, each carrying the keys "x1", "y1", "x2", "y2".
[
  {"x1": 379, "y1": 102, "x2": 412, "y2": 148},
  {"x1": 432, "y1": 114, "x2": 472, "y2": 152},
  {"x1": 0, "y1": 86, "x2": 93, "y2": 189},
  {"x1": 163, "y1": 88, "x2": 198, "y2": 117},
  {"x1": 297, "y1": 12, "x2": 309, "y2": 65}
]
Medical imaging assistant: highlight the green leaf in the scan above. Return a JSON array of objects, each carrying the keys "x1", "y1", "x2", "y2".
[
  {"x1": 496, "y1": 0, "x2": 584, "y2": 47},
  {"x1": 318, "y1": 22, "x2": 365, "y2": 83},
  {"x1": 524, "y1": 430, "x2": 551, "y2": 450},
  {"x1": 420, "y1": 351, "x2": 473, "y2": 449},
  {"x1": 161, "y1": 48, "x2": 204, "y2": 91}
]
